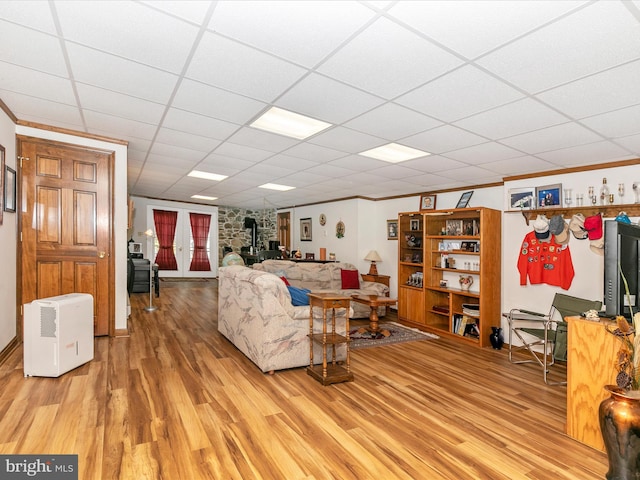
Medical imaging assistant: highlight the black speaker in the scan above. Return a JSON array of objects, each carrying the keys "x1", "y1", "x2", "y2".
[{"x1": 269, "y1": 240, "x2": 280, "y2": 250}]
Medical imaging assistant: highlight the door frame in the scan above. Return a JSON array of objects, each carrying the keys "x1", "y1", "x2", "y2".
[
  {"x1": 146, "y1": 204, "x2": 218, "y2": 278},
  {"x1": 17, "y1": 135, "x2": 115, "y2": 337}
]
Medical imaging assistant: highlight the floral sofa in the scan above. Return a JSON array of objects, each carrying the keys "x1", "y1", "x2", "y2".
[
  {"x1": 217, "y1": 262, "x2": 388, "y2": 374},
  {"x1": 253, "y1": 260, "x2": 389, "y2": 319}
]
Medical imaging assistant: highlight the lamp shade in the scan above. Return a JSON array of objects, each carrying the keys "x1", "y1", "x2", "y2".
[{"x1": 364, "y1": 250, "x2": 382, "y2": 262}]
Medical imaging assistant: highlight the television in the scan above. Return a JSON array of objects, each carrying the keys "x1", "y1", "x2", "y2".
[{"x1": 604, "y1": 220, "x2": 640, "y2": 319}]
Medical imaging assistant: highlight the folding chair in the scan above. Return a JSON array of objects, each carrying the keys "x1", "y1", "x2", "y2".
[{"x1": 505, "y1": 293, "x2": 602, "y2": 385}]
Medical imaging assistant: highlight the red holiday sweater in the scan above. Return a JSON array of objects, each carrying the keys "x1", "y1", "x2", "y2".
[{"x1": 517, "y1": 231, "x2": 575, "y2": 290}]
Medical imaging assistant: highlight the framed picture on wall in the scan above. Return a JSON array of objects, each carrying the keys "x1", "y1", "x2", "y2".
[
  {"x1": 300, "y1": 218, "x2": 312, "y2": 241},
  {"x1": 420, "y1": 194, "x2": 436, "y2": 211},
  {"x1": 4, "y1": 166, "x2": 15, "y2": 213},
  {"x1": 387, "y1": 219, "x2": 398, "y2": 240}
]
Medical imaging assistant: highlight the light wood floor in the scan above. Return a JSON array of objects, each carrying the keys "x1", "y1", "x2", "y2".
[{"x1": 0, "y1": 280, "x2": 608, "y2": 479}]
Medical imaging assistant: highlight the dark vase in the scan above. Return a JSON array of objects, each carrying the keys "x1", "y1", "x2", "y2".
[
  {"x1": 599, "y1": 385, "x2": 640, "y2": 480},
  {"x1": 489, "y1": 326, "x2": 504, "y2": 350}
]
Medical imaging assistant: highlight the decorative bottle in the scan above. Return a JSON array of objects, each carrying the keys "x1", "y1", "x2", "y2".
[{"x1": 600, "y1": 177, "x2": 610, "y2": 205}]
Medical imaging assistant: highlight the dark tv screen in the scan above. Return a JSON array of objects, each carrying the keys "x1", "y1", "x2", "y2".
[{"x1": 604, "y1": 220, "x2": 640, "y2": 318}]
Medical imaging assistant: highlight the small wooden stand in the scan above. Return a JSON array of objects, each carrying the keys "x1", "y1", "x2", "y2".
[{"x1": 307, "y1": 293, "x2": 353, "y2": 386}]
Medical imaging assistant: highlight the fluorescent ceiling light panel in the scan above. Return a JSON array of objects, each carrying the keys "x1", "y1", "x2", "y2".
[
  {"x1": 359, "y1": 143, "x2": 431, "y2": 163},
  {"x1": 191, "y1": 195, "x2": 217, "y2": 201},
  {"x1": 188, "y1": 170, "x2": 228, "y2": 181},
  {"x1": 259, "y1": 183, "x2": 296, "y2": 191},
  {"x1": 250, "y1": 106, "x2": 332, "y2": 139}
]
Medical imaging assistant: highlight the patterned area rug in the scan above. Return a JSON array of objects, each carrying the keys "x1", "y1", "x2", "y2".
[{"x1": 349, "y1": 322, "x2": 439, "y2": 349}]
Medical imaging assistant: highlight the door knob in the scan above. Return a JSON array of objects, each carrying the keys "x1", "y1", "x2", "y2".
[{"x1": 98, "y1": 251, "x2": 106, "y2": 259}]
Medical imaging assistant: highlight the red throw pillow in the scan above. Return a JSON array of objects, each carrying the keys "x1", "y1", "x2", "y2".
[
  {"x1": 341, "y1": 269, "x2": 360, "y2": 289},
  {"x1": 280, "y1": 276, "x2": 290, "y2": 286}
]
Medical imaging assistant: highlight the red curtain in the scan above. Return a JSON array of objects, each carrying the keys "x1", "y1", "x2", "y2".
[
  {"x1": 189, "y1": 212, "x2": 211, "y2": 271},
  {"x1": 153, "y1": 209, "x2": 178, "y2": 270}
]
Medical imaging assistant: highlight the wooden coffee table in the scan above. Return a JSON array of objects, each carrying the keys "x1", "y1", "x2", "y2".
[{"x1": 351, "y1": 294, "x2": 397, "y2": 337}]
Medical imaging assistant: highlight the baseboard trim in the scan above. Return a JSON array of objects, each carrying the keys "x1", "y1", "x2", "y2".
[{"x1": 0, "y1": 337, "x2": 20, "y2": 365}]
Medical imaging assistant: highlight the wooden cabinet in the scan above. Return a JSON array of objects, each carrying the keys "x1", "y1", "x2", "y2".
[{"x1": 397, "y1": 207, "x2": 501, "y2": 348}]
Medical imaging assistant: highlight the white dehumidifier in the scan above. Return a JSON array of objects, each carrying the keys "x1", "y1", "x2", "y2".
[{"x1": 23, "y1": 293, "x2": 95, "y2": 377}]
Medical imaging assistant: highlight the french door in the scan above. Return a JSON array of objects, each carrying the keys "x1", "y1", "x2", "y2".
[{"x1": 146, "y1": 205, "x2": 218, "y2": 278}]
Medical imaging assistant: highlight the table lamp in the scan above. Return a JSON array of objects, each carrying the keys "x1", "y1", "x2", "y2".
[{"x1": 364, "y1": 250, "x2": 382, "y2": 276}]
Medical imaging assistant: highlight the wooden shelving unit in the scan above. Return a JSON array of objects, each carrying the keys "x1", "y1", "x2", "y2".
[{"x1": 397, "y1": 207, "x2": 501, "y2": 348}]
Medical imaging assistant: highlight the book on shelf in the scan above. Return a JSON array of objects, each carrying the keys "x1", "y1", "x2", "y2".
[{"x1": 462, "y1": 303, "x2": 480, "y2": 317}]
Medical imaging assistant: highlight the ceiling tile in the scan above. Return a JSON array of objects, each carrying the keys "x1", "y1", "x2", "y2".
[
  {"x1": 208, "y1": 1, "x2": 375, "y2": 67},
  {"x1": 66, "y1": 43, "x2": 179, "y2": 104},
  {"x1": 77, "y1": 84, "x2": 165, "y2": 124},
  {"x1": 445, "y1": 142, "x2": 523, "y2": 164},
  {"x1": 401, "y1": 154, "x2": 468, "y2": 173},
  {"x1": 276, "y1": 73, "x2": 384, "y2": 124},
  {"x1": 172, "y1": 79, "x2": 266, "y2": 124},
  {"x1": 0, "y1": 1, "x2": 57, "y2": 33},
  {"x1": 140, "y1": 0, "x2": 212, "y2": 24},
  {"x1": 162, "y1": 108, "x2": 240, "y2": 140},
  {"x1": 477, "y1": 2, "x2": 640, "y2": 92},
  {"x1": 387, "y1": 0, "x2": 583, "y2": 58},
  {"x1": 580, "y1": 105, "x2": 640, "y2": 139},
  {"x1": 317, "y1": 17, "x2": 463, "y2": 99},
  {"x1": 0, "y1": 20, "x2": 67, "y2": 76},
  {"x1": 395, "y1": 65, "x2": 524, "y2": 122},
  {"x1": 327, "y1": 154, "x2": 387, "y2": 171},
  {"x1": 213, "y1": 142, "x2": 274, "y2": 162},
  {"x1": 499, "y1": 122, "x2": 604, "y2": 154},
  {"x1": 0, "y1": 61, "x2": 76, "y2": 104},
  {"x1": 226, "y1": 127, "x2": 300, "y2": 153},
  {"x1": 0, "y1": 90, "x2": 82, "y2": 126},
  {"x1": 83, "y1": 110, "x2": 158, "y2": 140},
  {"x1": 282, "y1": 142, "x2": 348, "y2": 162},
  {"x1": 344, "y1": 102, "x2": 442, "y2": 139},
  {"x1": 614, "y1": 133, "x2": 640, "y2": 155},
  {"x1": 261, "y1": 154, "x2": 321, "y2": 170},
  {"x1": 186, "y1": 31, "x2": 307, "y2": 102},
  {"x1": 403, "y1": 125, "x2": 487, "y2": 154},
  {"x1": 55, "y1": 1, "x2": 199, "y2": 73},
  {"x1": 308, "y1": 126, "x2": 385, "y2": 153},
  {"x1": 536, "y1": 140, "x2": 632, "y2": 166},
  {"x1": 479, "y1": 155, "x2": 558, "y2": 176},
  {"x1": 155, "y1": 127, "x2": 221, "y2": 153},
  {"x1": 453, "y1": 98, "x2": 568, "y2": 139},
  {"x1": 537, "y1": 60, "x2": 640, "y2": 119}
]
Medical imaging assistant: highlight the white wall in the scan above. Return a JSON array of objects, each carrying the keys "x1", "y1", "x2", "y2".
[
  {"x1": 501, "y1": 166, "x2": 640, "y2": 333},
  {"x1": 0, "y1": 110, "x2": 17, "y2": 352},
  {"x1": 15, "y1": 125, "x2": 129, "y2": 332}
]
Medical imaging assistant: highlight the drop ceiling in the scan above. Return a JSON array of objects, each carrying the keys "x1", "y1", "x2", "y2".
[{"x1": 1, "y1": 0, "x2": 639, "y2": 209}]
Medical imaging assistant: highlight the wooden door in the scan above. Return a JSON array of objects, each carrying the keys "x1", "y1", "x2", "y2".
[
  {"x1": 277, "y1": 212, "x2": 290, "y2": 254},
  {"x1": 19, "y1": 137, "x2": 113, "y2": 336}
]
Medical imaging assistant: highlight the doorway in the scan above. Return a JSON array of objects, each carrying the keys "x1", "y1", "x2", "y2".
[
  {"x1": 277, "y1": 212, "x2": 290, "y2": 255},
  {"x1": 146, "y1": 205, "x2": 218, "y2": 278}
]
